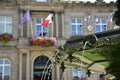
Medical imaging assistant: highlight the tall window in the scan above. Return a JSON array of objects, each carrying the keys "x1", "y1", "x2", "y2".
[
  {"x1": 0, "y1": 16, "x2": 12, "y2": 34},
  {"x1": 95, "y1": 18, "x2": 107, "y2": 33},
  {"x1": 34, "y1": 56, "x2": 51, "y2": 80},
  {"x1": 36, "y1": 0, "x2": 47, "y2": 2},
  {"x1": 71, "y1": 19, "x2": 83, "y2": 35},
  {"x1": 35, "y1": 18, "x2": 48, "y2": 37},
  {"x1": 0, "y1": 59, "x2": 11, "y2": 80}
]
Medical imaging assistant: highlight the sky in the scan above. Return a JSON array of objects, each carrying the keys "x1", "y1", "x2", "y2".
[{"x1": 70, "y1": 0, "x2": 117, "y2": 3}]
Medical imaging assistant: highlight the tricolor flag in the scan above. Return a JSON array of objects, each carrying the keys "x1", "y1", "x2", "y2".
[
  {"x1": 87, "y1": 12, "x2": 91, "y2": 18},
  {"x1": 41, "y1": 12, "x2": 54, "y2": 26},
  {"x1": 95, "y1": 16, "x2": 99, "y2": 24},
  {"x1": 18, "y1": 8, "x2": 31, "y2": 29}
]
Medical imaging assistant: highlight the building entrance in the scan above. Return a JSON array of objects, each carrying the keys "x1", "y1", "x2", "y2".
[{"x1": 33, "y1": 56, "x2": 51, "y2": 80}]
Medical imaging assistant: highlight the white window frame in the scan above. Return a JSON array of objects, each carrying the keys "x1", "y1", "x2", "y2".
[
  {"x1": 95, "y1": 18, "x2": 107, "y2": 32},
  {"x1": 0, "y1": 16, "x2": 12, "y2": 34},
  {"x1": 0, "y1": 58, "x2": 11, "y2": 80},
  {"x1": 71, "y1": 18, "x2": 83, "y2": 35}
]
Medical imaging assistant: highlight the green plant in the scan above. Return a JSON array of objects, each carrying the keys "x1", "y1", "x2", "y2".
[{"x1": 0, "y1": 33, "x2": 13, "y2": 43}]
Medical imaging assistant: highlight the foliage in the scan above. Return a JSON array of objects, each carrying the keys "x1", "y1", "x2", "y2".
[
  {"x1": 83, "y1": 52, "x2": 106, "y2": 61},
  {"x1": 113, "y1": 0, "x2": 120, "y2": 26},
  {"x1": 73, "y1": 78, "x2": 80, "y2": 80},
  {"x1": 92, "y1": 39, "x2": 120, "y2": 76},
  {"x1": 29, "y1": 37, "x2": 56, "y2": 46},
  {"x1": 116, "y1": 0, "x2": 120, "y2": 10},
  {"x1": 0, "y1": 33, "x2": 13, "y2": 43},
  {"x1": 70, "y1": 35, "x2": 80, "y2": 40}
]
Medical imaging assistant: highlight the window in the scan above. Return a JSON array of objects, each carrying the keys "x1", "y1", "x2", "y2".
[
  {"x1": 36, "y1": 0, "x2": 47, "y2": 2},
  {"x1": 95, "y1": 18, "x2": 107, "y2": 32},
  {"x1": 0, "y1": 16, "x2": 12, "y2": 34},
  {"x1": 35, "y1": 18, "x2": 48, "y2": 37},
  {"x1": 34, "y1": 56, "x2": 52, "y2": 80},
  {"x1": 72, "y1": 69, "x2": 86, "y2": 79},
  {"x1": 0, "y1": 59, "x2": 10, "y2": 80},
  {"x1": 71, "y1": 19, "x2": 83, "y2": 35}
]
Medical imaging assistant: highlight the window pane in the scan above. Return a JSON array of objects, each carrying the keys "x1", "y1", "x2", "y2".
[
  {"x1": 77, "y1": 25, "x2": 82, "y2": 35},
  {"x1": 6, "y1": 17, "x2": 12, "y2": 23},
  {"x1": 102, "y1": 25, "x2": 106, "y2": 31},
  {"x1": 36, "y1": 25, "x2": 41, "y2": 31},
  {"x1": 5, "y1": 60, "x2": 10, "y2": 64},
  {"x1": 0, "y1": 60, "x2": 3, "y2": 64},
  {"x1": 71, "y1": 19, "x2": 76, "y2": 23},
  {"x1": 0, "y1": 17, "x2": 12, "y2": 34},
  {"x1": 96, "y1": 25, "x2": 100, "y2": 32},
  {"x1": 4, "y1": 66, "x2": 10, "y2": 75},
  {"x1": 36, "y1": 18, "x2": 49, "y2": 37},
  {"x1": 4, "y1": 75, "x2": 9, "y2": 80},
  {"x1": 71, "y1": 25, "x2": 76, "y2": 31},
  {"x1": 6, "y1": 24, "x2": 12, "y2": 34},
  {"x1": 36, "y1": 18, "x2": 41, "y2": 23},
  {"x1": 77, "y1": 19, "x2": 81, "y2": 23},
  {"x1": 0, "y1": 17, "x2": 5, "y2": 22},
  {"x1": 0, "y1": 23, "x2": 5, "y2": 34},
  {"x1": 0, "y1": 76, "x2": 2, "y2": 80},
  {"x1": 0, "y1": 67, "x2": 3, "y2": 76},
  {"x1": 71, "y1": 31, "x2": 76, "y2": 35},
  {"x1": 101, "y1": 19, "x2": 106, "y2": 24}
]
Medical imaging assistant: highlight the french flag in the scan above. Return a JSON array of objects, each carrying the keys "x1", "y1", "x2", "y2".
[
  {"x1": 95, "y1": 16, "x2": 99, "y2": 24},
  {"x1": 41, "y1": 12, "x2": 54, "y2": 26},
  {"x1": 87, "y1": 12, "x2": 91, "y2": 18}
]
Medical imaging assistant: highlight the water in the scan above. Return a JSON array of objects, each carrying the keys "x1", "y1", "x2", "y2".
[
  {"x1": 80, "y1": 41, "x2": 89, "y2": 69},
  {"x1": 106, "y1": 12, "x2": 114, "y2": 27},
  {"x1": 41, "y1": 49, "x2": 60, "y2": 80},
  {"x1": 43, "y1": 64, "x2": 53, "y2": 80}
]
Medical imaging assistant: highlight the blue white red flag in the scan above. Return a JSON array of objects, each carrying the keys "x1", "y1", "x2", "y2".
[
  {"x1": 41, "y1": 12, "x2": 53, "y2": 26},
  {"x1": 95, "y1": 16, "x2": 99, "y2": 24}
]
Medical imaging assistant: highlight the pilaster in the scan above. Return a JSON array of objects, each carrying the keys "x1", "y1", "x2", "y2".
[
  {"x1": 55, "y1": 12, "x2": 59, "y2": 37},
  {"x1": 61, "y1": 12, "x2": 65, "y2": 38}
]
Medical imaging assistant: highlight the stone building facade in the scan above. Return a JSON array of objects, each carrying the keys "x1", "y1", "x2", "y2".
[{"x1": 0, "y1": 0, "x2": 116, "y2": 80}]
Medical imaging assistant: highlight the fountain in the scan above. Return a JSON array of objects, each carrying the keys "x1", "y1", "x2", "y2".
[
  {"x1": 43, "y1": 64, "x2": 53, "y2": 80},
  {"x1": 41, "y1": 49, "x2": 60, "y2": 80},
  {"x1": 80, "y1": 41, "x2": 89, "y2": 69}
]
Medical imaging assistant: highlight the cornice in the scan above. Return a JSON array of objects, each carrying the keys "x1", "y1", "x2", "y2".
[{"x1": 0, "y1": 2, "x2": 116, "y2": 12}]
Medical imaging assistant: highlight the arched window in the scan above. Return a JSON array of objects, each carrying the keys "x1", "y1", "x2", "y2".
[
  {"x1": 34, "y1": 56, "x2": 51, "y2": 80},
  {"x1": 0, "y1": 58, "x2": 11, "y2": 80}
]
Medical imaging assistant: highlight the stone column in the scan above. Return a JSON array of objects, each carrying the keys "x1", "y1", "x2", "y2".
[
  {"x1": 56, "y1": 65, "x2": 60, "y2": 80},
  {"x1": 19, "y1": 53, "x2": 23, "y2": 80},
  {"x1": 65, "y1": 68, "x2": 72, "y2": 80},
  {"x1": 61, "y1": 12, "x2": 65, "y2": 38},
  {"x1": 20, "y1": 11, "x2": 23, "y2": 37},
  {"x1": 55, "y1": 12, "x2": 59, "y2": 37},
  {"x1": 26, "y1": 51, "x2": 30, "y2": 80},
  {"x1": 27, "y1": 21, "x2": 30, "y2": 38}
]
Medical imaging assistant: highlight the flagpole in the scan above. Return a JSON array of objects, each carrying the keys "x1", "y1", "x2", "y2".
[
  {"x1": 27, "y1": 6, "x2": 34, "y2": 37},
  {"x1": 51, "y1": 21, "x2": 53, "y2": 37},
  {"x1": 42, "y1": 26, "x2": 43, "y2": 37},
  {"x1": 30, "y1": 20, "x2": 33, "y2": 37}
]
